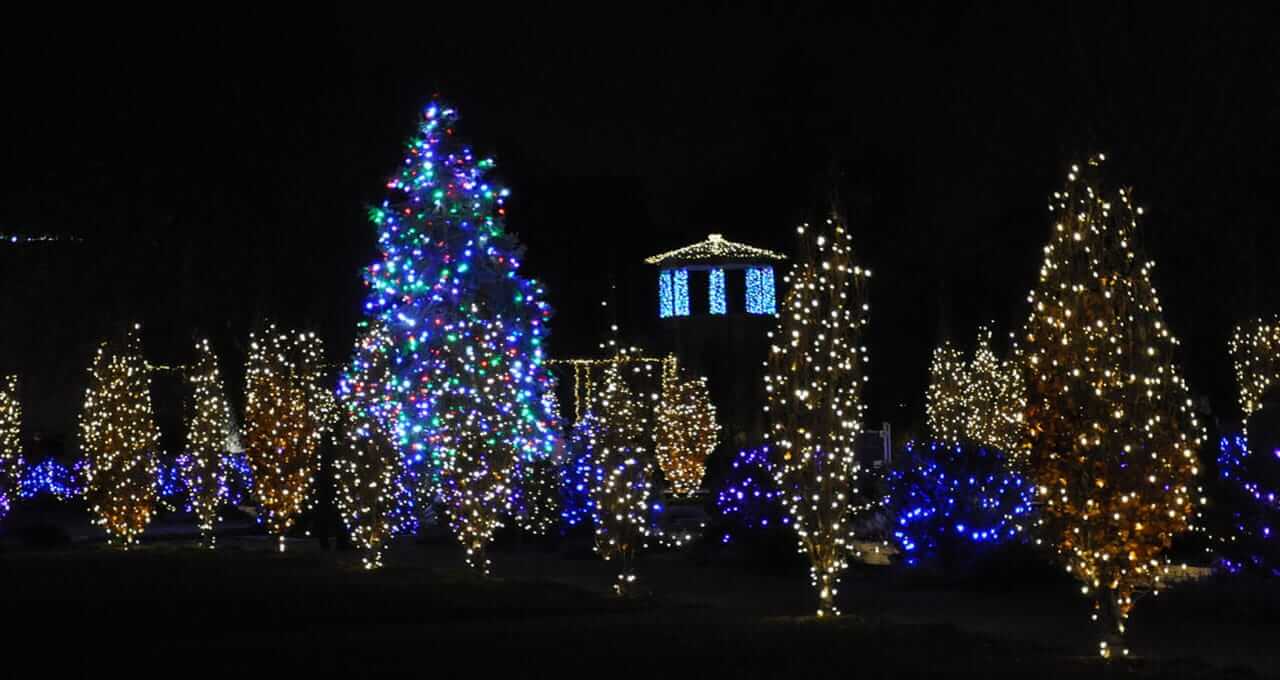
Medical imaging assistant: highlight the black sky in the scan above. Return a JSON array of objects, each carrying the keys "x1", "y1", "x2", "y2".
[{"x1": 1, "y1": 3, "x2": 1277, "y2": 440}]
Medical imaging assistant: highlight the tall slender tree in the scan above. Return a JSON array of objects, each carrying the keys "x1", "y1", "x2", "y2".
[
  {"x1": 0, "y1": 375, "x2": 23, "y2": 519},
  {"x1": 335, "y1": 322, "x2": 414, "y2": 569},
  {"x1": 764, "y1": 215, "x2": 872, "y2": 618},
  {"x1": 1020, "y1": 156, "x2": 1204, "y2": 657},
  {"x1": 243, "y1": 325, "x2": 335, "y2": 551},
  {"x1": 80, "y1": 326, "x2": 162, "y2": 546},
  {"x1": 182, "y1": 338, "x2": 234, "y2": 548},
  {"x1": 591, "y1": 361, "x2": 654, "y2": 595}
]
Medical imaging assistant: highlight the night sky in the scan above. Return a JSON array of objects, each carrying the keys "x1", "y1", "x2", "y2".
[{"x1": 1, "y1": 4, "x2": 1276, "y2": 441}]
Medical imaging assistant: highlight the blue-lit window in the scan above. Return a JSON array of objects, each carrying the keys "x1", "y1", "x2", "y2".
[
  {"x1": 659, "y1": 268, "x2": 690, "y2": 317},
  {"x1": 745, "y1": 266, "x2": 776, "y2": 315},
  {"x1": 673, "y1": 269, "x2": 690, "y2": 316},
  {"x1": 659, "y1": 270, "x2": 674, "y2": 318},
  {"x1": 709, "y1": 268, "x2": 726, "y2": 315}
]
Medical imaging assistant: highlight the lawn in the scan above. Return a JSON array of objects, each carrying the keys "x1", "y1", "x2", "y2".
[{"x1": 1, "y1": 530, "x2": 1270, "y2": 678}]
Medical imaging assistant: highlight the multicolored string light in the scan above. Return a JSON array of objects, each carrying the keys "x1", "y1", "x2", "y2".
[
  {"x1": 1019, "y1": 156, "x2": 1204, "y2": 657},
  {"x1": 764, "y1": 216, "x2": 872, "y2": 618},
  {"x1": 357, "y1": 100, "x2": 559, "y2": 498}
]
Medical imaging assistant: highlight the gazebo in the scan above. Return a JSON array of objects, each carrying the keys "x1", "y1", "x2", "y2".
[{"x1": 643, "y1": 234, "x2": 786, "y2": 318}]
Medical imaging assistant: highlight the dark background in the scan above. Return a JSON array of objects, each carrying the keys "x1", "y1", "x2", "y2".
[{"x1": 0, "y1": 3, "x2": 1275, "y2": 442}]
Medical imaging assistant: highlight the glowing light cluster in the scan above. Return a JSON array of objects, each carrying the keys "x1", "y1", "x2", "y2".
[
  {"x1": 1230, "y1": 317, "x2": 1280, "y2": 434},
  {"x1": 359, "y1": 100, "x2": 559, "y2": 496},
  {"x1": 884, "y1": 441, "x2": 1033, "y2": 567},
  {"x1": 715, "y1": 445, "x2": 790, "y2": 542},
  {"x1": 708, "y1": 268, "x2": 726, "y2": 314},
  {"x1": 745, "y1": 265, "x2": 777, "y2": 315},
  {"x1": 653, "y1": 363, "x2": 720, "y2": 497},
  {"x1": 336, "y1": 323, "x2": 417, "y2": 569},
  {"x1": 561, "y1": 413, "x2": 602, "y2": 528},
  {"x1": 432, "y1": 318, "x2": 521, "y2": 575},
  {"x1": 18, "y1": 457, "x2": 86, "y2": 500},
  {"x1": 590, "y1": 361, "x2": 655, "y2": 595},
  {"x1": 1019, "y1": 156, "x2": 1204, "y2": 657},
  {"x1": 764, "y1": 216, "x2": 872, "y2": 618},
  {"x1": 926, "y1": 328, "x2": 1026, "y2": 456},
  {"x1": 672, "y1": 269, "x2": 690, "y2": 316},
  {"x1": 243, "y1": 325, "x2": 335, "y2": 551},
  {"x1": 79, "y1": 326, "x2": 162, "y2": 546},
  {"x1": 181, "y1": 339, "x2": 235, "y2": 547},
  {"x1": 659, "y1": 270, "x2": 675, "y2": 318},
  {"x1": 644, "y1": 233, "x2": 787, "y2": 266},
  {"x1": 0, "y1": 376, "x2": 21, "y2": 518},
  {"x1": 1209, "y1": 433, "x2": 1280, "y2": 575}
]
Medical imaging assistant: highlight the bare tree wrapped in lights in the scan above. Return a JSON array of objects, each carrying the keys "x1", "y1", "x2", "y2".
[
  {"x1": 335, "y1": 322, "x2": 413, "y2": 569},
  {"x1": 1020, "y1": 156, "x2": 1204, "y2": 658},
  {"x1": 243, "y1": 325, "x2": 335, "y2": 551},
  {"x1": 654, "y1": 362, "x2": 720, "y2": 497},
  {"x1": 80, "y1": 326, "x2": 162, "y2": 546},
  {"x1": 182, "y1": 339, "x2": 234, "y2": 548},
  {"x1": 0, "y1": 375, "x2": 24, "y2": 518},
  {"x1": 591, "y1": 360, "x2": 655, "y2": 595},
  {"x1": 764, "y1": 216, "x2": 872, "y2": 618}
]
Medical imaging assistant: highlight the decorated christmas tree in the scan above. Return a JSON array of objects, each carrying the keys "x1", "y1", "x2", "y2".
[
  {"x1": 80, "y1": 326, "x2": 162, "y2": 546},
  {"x1": 653, "y1": 363, "x2": 720, "y2": 497},
  {"x1": 561, "y1": 413, "x2": 602, "y2": 530},
  {"x1": 591, "y1": 361, "x2": 655, "y2": 595},
  {"x1": 0, "y1": 375, "x2": 22, "y2": 520},
  {"x1": 335, "y1": 322, "x2": 416, "y2": 569},
  {"x1": 764, "y1": 215, "x2": 872, "y2": 618},
  {"x1": 243, "y1": 325, "x2": 335, "y2": 551},
  {"x1": 357, "y1": 101, "x2": 558, "y2": 493},
  {"x1": 1020, "y1": 156, "x2": 1204, "y2": 657},
  {"x1": 181, "y1": 339, "x2": 234, "y2": 548}
]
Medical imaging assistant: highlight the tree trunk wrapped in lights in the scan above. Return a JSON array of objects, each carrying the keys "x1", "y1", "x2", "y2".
[
  {"x1": 654, "y1": 362, "x2": 720, "y2": 497},
  {"x1": 0, "y1": 375, "x2": 23, "y2": 519},
  {"x1": 591, "y1": 361, "x2": 654, "y2": 596},
  {"x1": 80, "y1": 326, "x2": 162, "y2": 546},
  {"x1": 764, "y1": 216, "x2": 871, "y2": 618},
  {"x1": 431, "y1": 318, "x2": 521, "y2": 575},
  {"x1": 243, "y1": 325, "x2": 335, "y2": 551},
  {"x1": 1020, "y1": 156, "x2": 1204, "y2": 658},
  {"x1": 335, "y1": 322, "x2": 414, "y2": 569},
  {"x1": 181, "y1": 339, "x2": 234, "y2": 548}
]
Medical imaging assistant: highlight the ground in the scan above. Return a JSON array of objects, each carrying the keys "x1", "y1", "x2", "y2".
[{"x1": 0, "y1": 508, "x2": 1273, "y2": 678}]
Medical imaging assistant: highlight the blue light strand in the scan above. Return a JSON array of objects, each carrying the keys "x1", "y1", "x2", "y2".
[
  {"x1": 709, "y1": 268, "x2": 726, "y2": 315},
  {"x1": 1212, "y1": 433, "x2": 1280, "y2": 575},
  {"x1": 658, "y1": 270, "x2": 674, "y2": 318},
  {"x1": 883, "y1": 441, "x2": 1034, "y2": 567},
  {"x1": 673, "y1": 269, "x2": 690, "y2": 317},
  {"x1": 18, "y1": 457, "x2": 87, "y2": 500},
  {"x1": 714, "y1": 445, "x2": 790, "y2": 543},
  {"x1": 745, "y1": 266, "x2": 776, "y2": 315}
]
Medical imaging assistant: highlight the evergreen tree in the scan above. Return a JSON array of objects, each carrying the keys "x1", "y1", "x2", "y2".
[
  {"x1": 358, "y1": 101, "x2": 558, "y2": 490},
  {"x1": 0, "y1": 375, "x2": 23, "y2": 520},
  {"x1": 591, "y1": 361, "x2": 654, "y2": 595},
  {"x1": 1020, "y1": 156, "x2": 1204, "y2": 657}
]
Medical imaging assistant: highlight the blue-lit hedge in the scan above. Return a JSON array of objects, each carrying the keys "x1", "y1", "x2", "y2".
[{"x1": 883, "y1": 441, "x2": 1033, "y2": 568}]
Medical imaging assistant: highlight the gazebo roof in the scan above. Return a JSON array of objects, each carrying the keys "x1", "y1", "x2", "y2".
[{"x1": 643, "y1": 233, "x2": 787, "y2": 267}]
